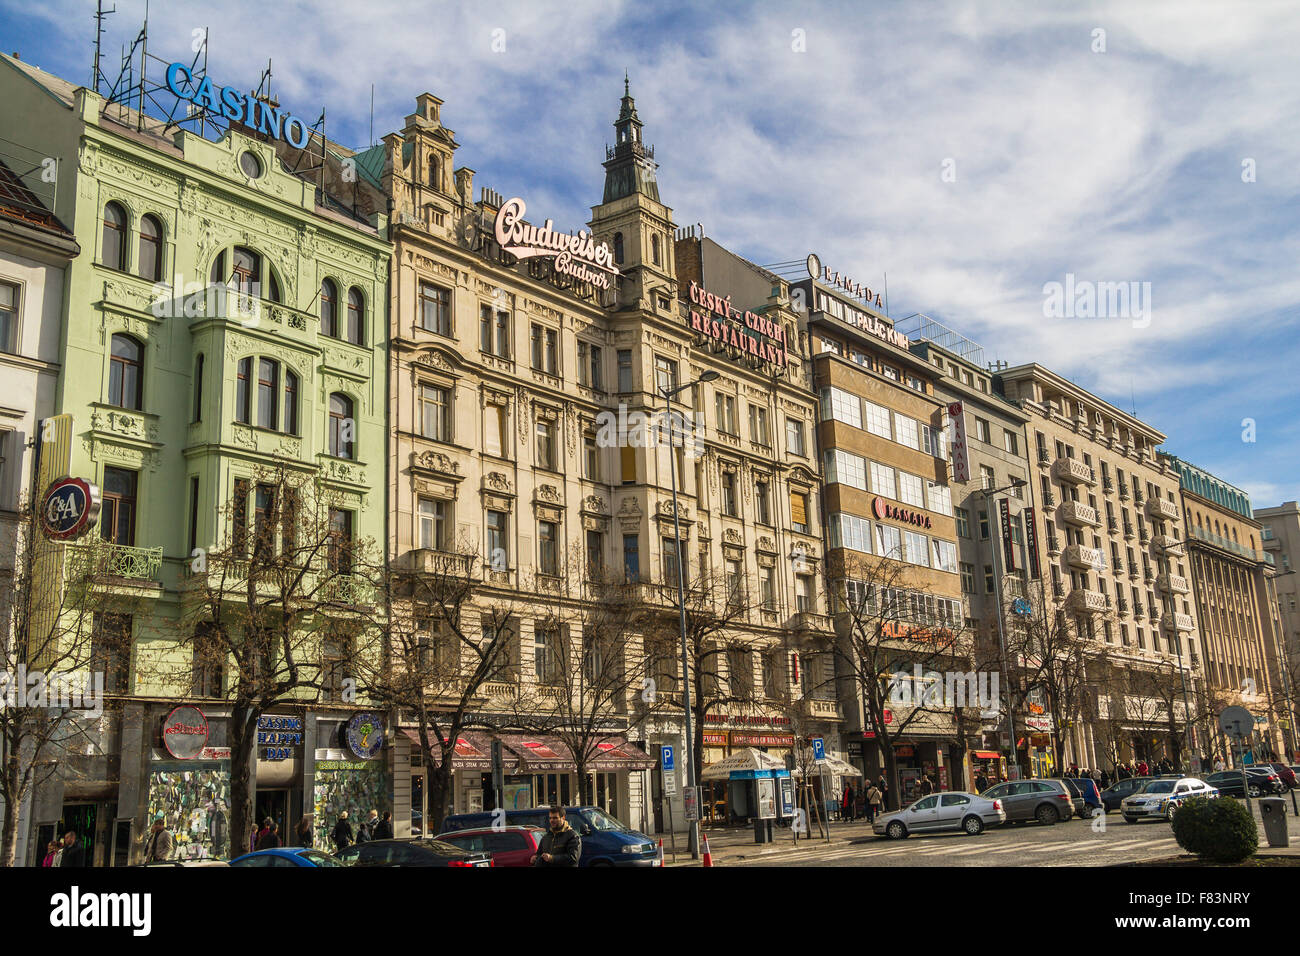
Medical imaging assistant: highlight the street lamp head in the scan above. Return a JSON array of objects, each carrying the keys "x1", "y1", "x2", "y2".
[
  {"x1": 696, "y1": 370, "x2": 720, "y2": 384},
  {"x1": 1010, "y1": 477, "x2": 1026, "y2": 488}
]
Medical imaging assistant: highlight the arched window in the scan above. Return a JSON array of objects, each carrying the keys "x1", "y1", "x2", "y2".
[
  {"x1": 347, "y1": 288, "x2": 364, "y2": 345},
  {"x1": 108, "y1": 333, "x2": 143, "y2": 410},
  {"x1": 210, "y1": 251, "x2": 225, "y2": 285},
  {"x1": 428, "y1": 154, "x2": 440, "y2": 190},
  {"x1": 232, "y1": 247, "x2": 259, "y2": 295},
  {"x1": 102, "y1": 202, "x2": 127, "y2": 271},
  {"x1": 192, "y1": 353, "x2": 204, "y2": 423},
  {"x1": 651, "y1": 234, "x2": 660, "y2": 266},
  {"x1": 284, "y1": 369, "x2": 299, "y2": 435},
  {"x1": 329, "y1": 393, "x2": 354, "y2": 459},
  {"x1": 138, "y1": 214, "x2": 163, "y2": 281},
  {"x1": 320, "y1": 279, "x2": 338, "y2": 337},
  {"x1": 613, "y1": 232, "x2": 624, "y2": 265}
]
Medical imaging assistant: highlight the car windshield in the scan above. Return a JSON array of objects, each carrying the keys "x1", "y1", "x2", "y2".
[
  {"x1": 1142, "y1": 781, "x2": 1175, "y2": 794},
  {"x1": 581, "y1": 809, "x2": 627, "y2": 832},
  {"x1": 300, "y1": 850, "x2": 342, "y2": 867}
]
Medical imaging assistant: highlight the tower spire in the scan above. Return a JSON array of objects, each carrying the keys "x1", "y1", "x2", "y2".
[{"x1": 602, "y1": 76, "x2": 657, "y2": 203}]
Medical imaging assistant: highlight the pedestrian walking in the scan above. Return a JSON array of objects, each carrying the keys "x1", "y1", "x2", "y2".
[
  {"x1": 255, "y1": 821, "x2": 281, "y2": 851},
  {"x1": 355, "y1": 811, "x2": 374, "y2": 845},
  {"x1": 332, "y1": 811, "x2": 354, "y2": 853},
  {"x1": 296, "y1": 815, "x2": 315, "y2": 848},
  {"x1": 975, "y1": 771, "x2": 989, "y2": 794},
  {"x1": 373, "y1": 810, "x2": 394, "y2": 840},
  {"x1": 1214, "y1": 756, "x2": 1225, "y2": 772},
  {"x1": 144, "y1": 816, "x2": 175, "y2": 863},
  {"x1": 866, "y1": 783, "x2": 883, "y2": 822},
  {"x1": 877, "y1": 774, "x2": 890, "y2": 811},
  {"x1": 209, "y1": 800, "x2": 228, "y2": 859},
  {"x1": 59, "y1": 832, "x2": 84, "y2": 868},
  {"x1": 530, "y1": 805, "x2": 582, "y2": 867},
  {"x1": 255, "y1": 817, "x2": 274, "y2": 849},
  {"x1": 841, "y1": 784, "x2": 854, "y2": 821},
  {"x1": 919, "y1": 775, "x2": 933, "y2": 796},
  {"x1": 41, "y1": 841, "x2": 59, "y2": 867}
]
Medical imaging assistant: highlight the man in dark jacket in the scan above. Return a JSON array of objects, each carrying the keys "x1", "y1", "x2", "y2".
[
  {"x1": 331, "y1": 811, "x2": 353, "y2": 853},
  {"x1": 373, "y1": 811, "x2": 394, "y2": 840},
  {"x1": 59, "y1": 831, "x2": 85, "y2": 867},
  {"x1": 530, "y1": 806, "x2": 581, "y2": 867}
]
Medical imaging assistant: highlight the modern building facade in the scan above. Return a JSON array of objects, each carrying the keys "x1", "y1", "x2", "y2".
[
  {"x1": 0, "y1": 54, "x2": 391, "y2": 864},
  {"x1": 997, "y1": 364, "x2": 1202, "y2": 770},
  {"x1": 1163, "y1": 455, "x2": 1286, "y2": 760}
]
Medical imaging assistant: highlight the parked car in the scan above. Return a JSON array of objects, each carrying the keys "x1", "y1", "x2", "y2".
[
  {"x1": 229, "y1": 847, "x2": 344, "y2": 868},
  {"x1": 1064, "y1": 777, "x2": 1105, "y2": 815},
  {"x1": 873, "y1": 791, "x2": 1006, "y2": 839},
  {"x1": 1269, "y1": 763, "x2": 1298, "y2": 789},
  {"x1": 979, "y1": 779, "x2": 1075, "y2": 825},
  {"x1": 1121, "y1": 777, "x2": 1219, "y2": 822},
  {"x1": 135, "y1": 859, "x2": 229, "y2": 867},
  {"x1": 337, "y1": 838, "x2": 492, "y2": 867},
  {"x1": 440, "y1": 806, "x2": 659, "y2": 867},
  {"x1": 1099, "y1": 776, "x2": 1151, "y2": 812},
  {"x1": 432, "y1": 826, "x2": 545, "y2": 867},
  {"x1": 1205, "y1": 768, "x2": 1284, "y2": 798}
]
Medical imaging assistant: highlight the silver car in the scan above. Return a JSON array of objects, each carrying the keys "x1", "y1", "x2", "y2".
[
  {"x1": 873, "y1": 791, "x2": 1007, "y2": 839},
  {"x1": 1121, "y1": 776, "x2": 1219, "y2": 822}
]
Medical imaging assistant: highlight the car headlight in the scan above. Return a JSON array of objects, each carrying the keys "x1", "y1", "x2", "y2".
[{"x1": 623, "y1": 844, "x2": 650, "y2": 854}]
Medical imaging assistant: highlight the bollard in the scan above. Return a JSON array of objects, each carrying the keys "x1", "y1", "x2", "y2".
[{"x1": 1260, "y1": 797, "x2": 1289, "y2": 847}]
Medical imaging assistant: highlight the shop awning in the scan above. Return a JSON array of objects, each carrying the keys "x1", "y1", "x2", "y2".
[
  {"x1": 701, "y1": 748, "x2": 788, "y2": 781},
  {"x1": 399, "y1": 729, "x2": 655, "y2": 772},
  {"x1": 972, "y1": 751, "x2": 1001, "y2": 759},
  {"x1": 792, "y1": 755, "x2": 863, "y2": 778}
]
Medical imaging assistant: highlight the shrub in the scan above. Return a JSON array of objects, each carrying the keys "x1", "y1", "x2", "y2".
[{"x1": 1171, "y1": 797, "x2": 1257, "y2": 863}]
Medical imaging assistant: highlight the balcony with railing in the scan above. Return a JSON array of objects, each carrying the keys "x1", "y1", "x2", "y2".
[
  {"x1": 798, "y1": 696, "x2": 844, "y2": 721},
  {"x1": 1122, "y1": 521, "x2": 1134, "y2": 539},
  {"x1": 1151, "y1": 534, "x2": 1180, "y2": 552},
  {"x1": 1065, "y1": 588, "x2": 1108, "y2": 613},
  {"x1": 1103, "y1": 477, "x2": 1115, "y2": 494},
  {"x1": 1118, "y1": 485, "x2": 1131, "y2": 500},
  {"x1": 1065, "y1": 544, "x2": 1105, "y2": 570},
  {"x1": 1161, "y1": 611, "x2": 1195, "y2": 633},
  {"x1": 1042, "y1": 490, "x2": 1057, "y2": 508},
  {"x1": 68, "y1": 543, "x2": 164, "y2": 590},
  {"x1": 1059, "y1": 501, "x2": 1100, "y2": 527},
  {"x1": 1147, "y1": 498, "x2": 1180, "y2": 521},
  {"x1": 1053, "y1": 457, "x2": 1096, "y2": 485},
  {"x1": 1188, "y1": 524, "x2": 1261, "y2": 561},
  {"x1": 1117, "y1": 597, "x2": 1129, "y2": 615},
  {"x1": 1106, "y1": 517, "x2": 1119, "y2": 534},
  {"x1": 1157, "y1": 573, "x2": 1190, "y2": 595},
  {"x1": 400, "y1": 548, "x2": 477, "y2": 579},
  {"x1": 1046, "y1": 535, "x2": 1062, "y2": 555},
  {"x1": 787, "y1": 611, "x2": 834, "y2": 635}
]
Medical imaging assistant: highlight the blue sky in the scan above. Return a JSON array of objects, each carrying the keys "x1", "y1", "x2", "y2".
[{"x1": 4, "y1": 0, "x2": 1297, "y2": 506}]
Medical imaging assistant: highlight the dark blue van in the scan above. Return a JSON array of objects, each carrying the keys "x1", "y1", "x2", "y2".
[{"x1": 439, "y1": 806, "x2": 660, "y2": 867}]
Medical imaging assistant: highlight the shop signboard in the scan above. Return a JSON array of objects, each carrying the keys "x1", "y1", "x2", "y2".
[
  {"x1": 40, "y1": 476, "x2": 100, "y2": 541},
  {"x1": 756, "y1": 777, "x2": 777, "y2": 820},
  {"x1": 778, "y1": 776, "x2": 796, "y2": 817},
  {"x1": 731, "y1": 733, "x2": 795, "y2": 748},
  {"x1": 162, "y1": 705, "x2": 210, "y2": 760},
  {"x1": 947, "y1": 403, "x2": 970, "y2": 482},
  {"x1": 683, "y1": 786, "x2": 701, "y2": 822},
  {"x1": 493, "y1": 197, "x2": 617, "y2": 290},
  {"x1": 1024, "y1": 507, "x2": 1041, "y2": 578},
  {"x1": 164, "y1": 62, "x2": 315, "y2": 149},
  {"x1": 258, "y1": 715, "x2": 303, "y2": 761},
  {"x1": 345, "y1": 712, "x2": 385, "y2": 759},
  {"x1": 999, "y1": 498, "x2": 1017, "y2": 572}
]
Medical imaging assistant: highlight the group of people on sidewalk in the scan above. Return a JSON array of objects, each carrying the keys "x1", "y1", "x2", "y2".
[
  {"x1": 325, "y1": 810, "x2": 394, "y2": 853},
  {"x1": 838, "y1": 776, "x2": 888, "y2": 822}
]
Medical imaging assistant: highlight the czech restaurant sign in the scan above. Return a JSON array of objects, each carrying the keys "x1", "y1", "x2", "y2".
[
  {"x1": 687, "y1": 281, "x2": 789, "y2": 370},
  {"x1": 165, "y1": 63, "x2": 313, "y2": 149}
]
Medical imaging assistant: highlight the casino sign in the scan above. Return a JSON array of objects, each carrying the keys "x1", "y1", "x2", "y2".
[{"x1": 41, "y1": 477, "x2": 101, "y2": 541}]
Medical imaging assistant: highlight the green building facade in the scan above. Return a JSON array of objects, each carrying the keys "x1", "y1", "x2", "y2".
[{"x1": 0, "y1": 54, "x2": 391, "y2": 864}]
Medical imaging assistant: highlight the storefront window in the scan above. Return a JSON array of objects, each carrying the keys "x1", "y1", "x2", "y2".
[
  {"x1": 147, "y1": 760, "x2": 232, "y2": 860},
  {"x1": 313, "y1": 759, "x2": 389, "y2": 848}
]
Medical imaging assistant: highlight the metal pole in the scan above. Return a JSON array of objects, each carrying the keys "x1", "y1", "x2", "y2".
[
  {"x1": 986, "y1": 491, "x2": 1016, "y2": 778},
  {"x1": 664, "y1": 388, "x2": 699, "y2": 859}
]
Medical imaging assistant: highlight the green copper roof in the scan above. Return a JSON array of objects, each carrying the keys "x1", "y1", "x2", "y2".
[{"x1": 350, "y1": 144, "x2": 386, "y2": 189}]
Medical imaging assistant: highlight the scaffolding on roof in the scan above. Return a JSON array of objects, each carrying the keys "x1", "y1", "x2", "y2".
[{"x1": 894, "y1": 313, "x2": 987, "y2": 369}]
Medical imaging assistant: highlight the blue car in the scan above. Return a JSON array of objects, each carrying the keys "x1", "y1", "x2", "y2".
[
  {"x1": 1065, "y1": 777, "x2": 1105, "y2": 815},
  {"x1": 440, "y1": 806, "x2": 660, "y2": 867},
  {"x1": 229, "y1": 847, "x2": 344, "y2": 867}
]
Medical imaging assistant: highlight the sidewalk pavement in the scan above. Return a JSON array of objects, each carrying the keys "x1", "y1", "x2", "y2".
[{"x1": 660, "y1": 817, "x2": 876, "y2": 866}]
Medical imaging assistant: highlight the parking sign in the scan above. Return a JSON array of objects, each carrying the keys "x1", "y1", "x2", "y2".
[
  {"x1": 812, "y1": 737, "x2": 825, "y2": 761},
  {"x1": 661, "y1": 745, "x2": 674, "y2": 772}
]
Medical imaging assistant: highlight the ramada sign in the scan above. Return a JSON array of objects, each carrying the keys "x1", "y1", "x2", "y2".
[
  {"x1": 873, "y1": 496, "x2": 932, "y2": 529},
  {"x1": 687, "y1": 281, "x2": 789, "y2": 369},
  {"x1": 493, "y1": 197, "x2": 617, "y2": 289}
]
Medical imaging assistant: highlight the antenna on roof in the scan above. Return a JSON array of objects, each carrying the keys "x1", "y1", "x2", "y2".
[
  {"x1": 92, "y1": 0, "x2": 116, "y2": 95},
  {"x1": 369, "y1": 83, "x2": 375, "y2": 147}
]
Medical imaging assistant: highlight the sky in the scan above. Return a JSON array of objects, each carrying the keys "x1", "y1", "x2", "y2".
[{"x1": 3, "y1": 0, "x2": 1297, "y2": 507}]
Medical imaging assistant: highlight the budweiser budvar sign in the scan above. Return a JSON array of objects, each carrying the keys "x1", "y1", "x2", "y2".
[{"x1": 493, "y1": 197, "x2": 617, "y2": 289}]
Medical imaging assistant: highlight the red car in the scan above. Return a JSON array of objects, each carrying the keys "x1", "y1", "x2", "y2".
[
  {"x1": 1270, "y1": 763, "x2": 1298, "y2": 789},
  {"x1": 433, "y1": 826, "x2": 545, "y2": 867}
]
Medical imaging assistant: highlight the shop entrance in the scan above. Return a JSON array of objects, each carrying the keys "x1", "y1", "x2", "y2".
[
  {"x1": 255, "y1": 789, "x2": 290, "y2": 843},
  {"x1": 58, "y1": 803, "x2": 106, "y2": 866},
  {"x1": 411, "y1": 770, "x2": 426, "y2": 837}
]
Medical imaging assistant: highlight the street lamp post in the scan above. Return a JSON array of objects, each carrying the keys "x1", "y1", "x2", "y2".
[
  {"x1": 981, "y1": 478, "x2": 1026, "y2": 780},
  {"x1": 1153, "y1": 540, "x2": 1196, "y2": 771},
  {"x1": 1268, "y1": 569, "x2": 1298, "y2": 762},
  {"x1": 660, "y1": 369, "x2": 718, "y2": 860}
]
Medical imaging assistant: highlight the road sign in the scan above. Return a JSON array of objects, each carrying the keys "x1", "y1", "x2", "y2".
[
  {"x1": 661, "y1": 745, "x2": 674, "y2": 772},
  {"x1": 683, "y1": 786, "x2": 701, "y2": 822},
  {"x1": 812, "y1": 737, "x2": 825, "y2": 761},
  {"x1": 1219, "y1": 706, "x2": 1255, "y2": 740}
]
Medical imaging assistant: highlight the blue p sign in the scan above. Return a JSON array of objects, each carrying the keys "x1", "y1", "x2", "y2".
[
  {"x1": 812, "y1": 738, "x2": 825, "y2": 761},
  {"x1": 661, "y1": 745, "x2": 674, "y2": 772}
]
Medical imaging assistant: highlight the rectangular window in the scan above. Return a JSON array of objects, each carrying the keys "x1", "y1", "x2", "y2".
[
  {"x1": 898, "y1": 472, "x2": 924, "y2": 508},
  {"x1": 662, "y1": 536, "x2": 686, "y2": 585},
  {"x1": 926, "y1": 482, "x2": 952, "y2": 516},
  {"x1": 420, "y1": 384, "x2": 450, "y2": 442},
  {"x1": 1003, "y1": 430, "x2": 1019, "y2": 455},
  {"x1": 978, "y1": 510, "x2": 989, "y2": 539},
  {"x1": 419, "y1": 282, "x2": 451, "y2": 335},
  {"x1": 92, "y1": 613, "x2": 132, "y2": 695},
  {"x1": 725, "y1": 559, "x2": 743, "y2": 607},
  {"x1": 759, "y1": 567, "x2": 776, "y2": 610},
  {"x1": 870, "y1": 461, "x2": 896, "y2": 498},
  {"x1": 790, "y1": 490, "x2": 809, "y2": 534},
  {"x1": 786, "y1": 417, "x2": 806, "y2": 456},
  {"x1": 875, "y1": 523, "x2": 902, "y2": 560},
  {"x1": 755, "y1": 481, "x2": 771, "y2": 525},
  {"x1": 254, "y1": 482, "x2": 277, "y2": 556},
  {"x1": 480, "y1": 304, "x2": 493, "y2": 353},
  {"x1": 485, "y1": 402, "x2": 508, "y2": 457},
  {"x1": 722, "y1": 471, "x2": 739, "y2": 516},
  {"x1": 187, "y1": 475, "x2": 200, "y2": 554},
  {"x1": 654, "y1": 355, "x2": 678, "y2": 396},
  {"x1": 822, "y1": 449, "x2": 866, "y2": 490},
  {"x1": 829, "y1": 513, "x2": 871, "y2": 553},
  {"x1": 904, "y1": 530, "x2": 930, "y2": 567},
  {"x1": 534, "y1": 626, "x2": 560, "y2": 684},
  {"x1": 486, "y1": 510, "x2": 508, "y2": 568},
  {"x1": 536, "y1": 420, "x2": 557, "y2": 471},
  {"x1": 327, "y1": 508, "x2": 353, "y2": 573},
  {"x1": 623, "y1": 534, "x2": 640, "y2": 582},
  {"x1": 715, "y1": 393, "x2": 737, "y2": 434},
  {"x1": 235, "y1": 357, "x2": 251, "y2": 424},
  {"x1": 584, "y1": 432, "x2": 600, "y2": 480},
  {"x1": 980, "y1": 464, "x2": 996, "y2": 490},
  {"x1": 863, "y1": 400, "x2": 892, "y2": 439},
  {"x1": 620, "y1": 445, "x2": 637, "y2": 485},
  {"x1": 975, "y1": 417, "x2": 991, "y2": 443},
  {"x1": 960, "y1": 562, "x2": 976, "y2": 594},
  {"x1": 101, "y1": 466, "x2": 139, "y2": 547},
  {"x1": 495, "y1": 311, "x2": 510, "y2": 357},
  {"x1": 0, "y1": 281, "x2": 15, "y2": 354},
  {"x1": 749, "y1": 404, "x2": 770, "y2": 445},
  {"x1": 539, "y1": 521, "x2": 558, "y2": 576},
  {"x1": 955, "y1": 507, "x2": 969, "y2": 537},
  {"x1": 823, "y1": 388, "x2": 861, "y2": 428},
  {"x1": 586, "y1": 530, "x2": 604, "y2": 577},
  {"x1": 231, "y1": 478, "x2": 249, "y2": 555},
  {"x1": 894, "y1": 413, "x2": 919, "y2": 450},
  {"x1": 617, "y1": 349, "x2": 633, "y2": 392},
  {"x1": 984, "y1": 565, "x2": 995, "y2": 594},
  {"x1": 418, "y1": 497, "x2": 447, "y2": 551},
  {"x1": 931, "y1": 539, "x2": 958, "y2": 574}
]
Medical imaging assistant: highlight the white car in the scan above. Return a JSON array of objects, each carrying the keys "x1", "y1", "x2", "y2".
[{"x1": 1120, "y1": 776, "x2": 1219, "y2": 822}]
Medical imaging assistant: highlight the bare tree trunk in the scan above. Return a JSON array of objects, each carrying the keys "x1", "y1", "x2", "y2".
[
  {"x1": 1, "y1": 759, "x2": 20, "y2": 867},
  {"x1": 428, "y1": 757, "x2": 453, "y2": 835},
  {"x1": 230, "y1": 702, "x2": 257, "y2": 860}
]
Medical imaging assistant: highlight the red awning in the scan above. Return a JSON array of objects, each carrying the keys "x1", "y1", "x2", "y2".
[
  {"x1": 972, "y1": 751, "x2": 1000, "y2": 760},
  {"x1": 399, "y1": 729, "x2": 655, "y2": 772}
]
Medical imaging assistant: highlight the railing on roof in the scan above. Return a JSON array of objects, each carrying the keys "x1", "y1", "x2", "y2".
[{"x1": 894, "y1": 313, "x2": 986, "y2": 368}]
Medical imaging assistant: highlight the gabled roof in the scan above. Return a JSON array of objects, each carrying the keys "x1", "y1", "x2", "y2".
[{"x1": 0, "y1": 157, "x2": 77, "y2": 252}]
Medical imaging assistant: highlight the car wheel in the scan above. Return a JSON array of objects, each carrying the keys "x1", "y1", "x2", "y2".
[
  {"x1": 1123, "y1": 815, "x2": 1138, "y2": 823},
  {"x1": 1036, "y1": 804, "x2": 1059, "y2": 826},
  {"x1": 886, "y1": 821, "x2": 907, "y2": 840},
  {"x1": 1248, "y1": 786, "x2": 1261, "y2": 798},
  {"x1": 962, "y1": 815, "x2": 984, "y2": 835}
]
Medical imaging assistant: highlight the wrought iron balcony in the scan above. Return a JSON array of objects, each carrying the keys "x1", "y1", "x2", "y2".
[
  {"x1": 68, "y1": 543, "x2": 163, "y2": 586},
  {"x1": 1118, "y1": 485, "x2": 1130, "y2": 500}
]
